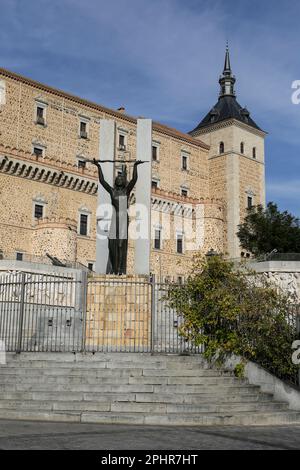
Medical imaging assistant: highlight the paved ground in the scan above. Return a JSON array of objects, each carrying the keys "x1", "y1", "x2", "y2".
[{"x1": 0, "y1": 420, "x2": 299, "y2": 450}]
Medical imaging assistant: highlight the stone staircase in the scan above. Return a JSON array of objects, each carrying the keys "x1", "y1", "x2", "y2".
[{"x1": 0, "y1": 353, "x2": 299, "y2": 425}]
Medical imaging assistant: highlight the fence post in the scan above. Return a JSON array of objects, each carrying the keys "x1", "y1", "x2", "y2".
[
  {"x1": 80, "y1": 271, "x2": 88, "y2": 353},
  {"x1": 150, "y1": 274, "x2": 155, "y2": 353},
  {"x1": 16, "y1": 271, "x2": 26, "y2": 354}
]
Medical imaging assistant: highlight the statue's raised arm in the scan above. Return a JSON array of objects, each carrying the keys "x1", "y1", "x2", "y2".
[
  {"x1": 126, "y1": 160, "x2": 144, "y2": 195},
  {"x1": 92, "y1": 158, "x2": 113, "y2": 196}
]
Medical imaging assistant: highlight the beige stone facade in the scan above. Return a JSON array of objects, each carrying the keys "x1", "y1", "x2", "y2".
[
  {"x1": 193, "y1": 120, "x2": 266, "y2": 258},
  {"x1": 0, "y1": 64, "x2": 265, "y2": 278}
]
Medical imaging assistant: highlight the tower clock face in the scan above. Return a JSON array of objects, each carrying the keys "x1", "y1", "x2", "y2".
[{"x1": 0, "y1": 80, "x2": 6, "y2": 105}]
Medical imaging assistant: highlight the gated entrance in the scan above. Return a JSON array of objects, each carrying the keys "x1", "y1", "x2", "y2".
[{"x1": 0, "y1": 271, "x2": 195, "y2": 354}]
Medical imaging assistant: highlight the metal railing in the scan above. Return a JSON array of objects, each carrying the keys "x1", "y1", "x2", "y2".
[
  {"x1": 0, "y1": 272, "x2": 191, "y2": 354},
  {"x1": 0, "y1": 271, "x2": 83, "y2": 352}
]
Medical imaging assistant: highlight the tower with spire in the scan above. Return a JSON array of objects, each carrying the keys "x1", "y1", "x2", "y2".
[{"x1": 189, "y1": 46, "x2": 266, "y2": 259}]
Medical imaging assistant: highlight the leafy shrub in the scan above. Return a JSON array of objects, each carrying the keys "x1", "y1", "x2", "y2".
[{"x1": 167, "y1": 255, "x2": 299, "y2": 384}]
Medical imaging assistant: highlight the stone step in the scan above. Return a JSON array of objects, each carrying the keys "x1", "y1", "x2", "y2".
[
  {"x1": 0, "y1": 391, "x2": 135, "y2": 402},
  {"x1": 0, "y1": 390, "x2": 271, "y2": 403},
  {"x1": 3, "y1": 360, "x2": 209, "y2": 370},
  {"x1": 0, "y1": 399, "x2": 287, "y2": 414},
  {"x1": 133, "y1": 392, "x2": 274, "y2": 404},
  {"x1": 1, "y1": 353, "x2": 298, "y2": 427},
  {"x1": 0, "y1": 383, "x2": 156, "y2": 393},
  {"x1": 0, "y1": 375, "x2": 243, "y2": 386},
  {"x1": 0, "y1": 381, "x2": 259, "y2": 394},
  {"x1": 108, "y1": 401, "x2": 288, "y2": 414},
  {"x1": 6, "y1": 353, "x2": 204, "y2": 363},
  {"x1": 151, "y1": 384, "x2": 257, "y2": 394},
  {"x1": 79, "y1": 410, "x2": 300, "y2": 426},
  {"x1": 0, "y1": 408, "x2": 298, "y2": 426},
  {"x1": 0, "y1": 367, "x2": 231, "y2": 378}
]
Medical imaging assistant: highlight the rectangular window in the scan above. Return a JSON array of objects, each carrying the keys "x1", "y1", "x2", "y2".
[
  {"x1": 152, "y1": 145, "x2": 158, "y2": 161},
  {"x1": 247, "y1": 196, "x2": 253, "y2": 209},
  {"x1": 16, "y1": 252, "x2": 23, "y2": 261},
  {"x1": 176, "y1": 234, "x2": 183, "y2": 254},
  {"x1": 182, "y1": 155, "x2": 188, "y2": 171},
  {"x1": 78, "y1": 159, "x2": 86, "y2": 169},
  {"x1": 88, "y1": 262, "x2": 94, "y2": 271},
  {"x1": 118, "y1": 134, "x2": 126, "y2": 150},
  {"x1": 154, "y1": 229, "x2": 161, "y2": 250},
  {"x1": 79, "y1": 214, "x2": 88, "y2": 236},
  {"x1": 33, "y1": 147, "x2": 43, "y2": 158},
  {"x1": 36, "y1": 106, "x2": 45, "y2": 125},
  {"x1": 34, "y1": 204, "x2": 44, "y2": 219},
  {"x1": 152, "y1": 180, "x2": 158, "y2": 189},
  {"x1": 80, "y1": 121, "x2": 88, "y2": 138},
  {"x1": 181, "y1": 189, "x2": 188, "y2": 197}
]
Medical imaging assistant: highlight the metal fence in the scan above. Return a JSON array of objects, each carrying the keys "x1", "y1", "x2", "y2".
[
  {"x1": 0, "y1": 272, "x2": 193, "y2": 354},
  {"x1": 0, "y1": 271, "x2": 84, "y2": 352}
]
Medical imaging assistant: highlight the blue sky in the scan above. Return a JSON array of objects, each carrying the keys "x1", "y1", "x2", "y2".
[{"x1": 0, "y1": 0, "x2": 299, "y2": 215}]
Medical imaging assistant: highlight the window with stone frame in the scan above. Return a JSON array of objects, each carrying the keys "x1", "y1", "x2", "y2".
[
  {"x1": 176, "y1": 233, "x2": 183, "y2": 254},
  {"x1": 33, "y1": 146, "x2": 44, "y2": 158},
  {"x1": 152, "y1": 145, "x2": 158, "y2": 161},
  {"x1": 181, "y1": 154, "x2": 188, "y2": 171},
  {"x1": 36, "y1": 106, "x2": 45, "y2": 125},
  {"x1": 77, "y1": 159, "x2": 86, "y2": 169},
  {"x1": 181, "y1": 188, "x2": 188, "y2": 197},
  {"x1": 154, "y1": 228, "x2": 161, "y2": 250},
  {"x1": 79, "y1": 213, "x2": 89, "y2": 236},
  {"x1": 16, "y1": 252, "x2": 23, "y2": 261},
  {"x1": 118, "y1": 133, "x2": 126, "y2": 150},
  {"x1": 34, "y1": 204, "x2": 44, "y2": 220},
  {"x1": 80, "y1": 121, "x2": 88, "y2": 139}
]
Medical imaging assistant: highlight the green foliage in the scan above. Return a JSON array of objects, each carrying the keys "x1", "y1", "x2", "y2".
[
  {"x1": 234, "y1": 362, "x2": 245, "y2": 378},
  {"x1": 167, "y1": 255, "x2": 299, "y2": 384},
  {"x1": 237, "y1": 202, "x2": 300, "y2": 256}
]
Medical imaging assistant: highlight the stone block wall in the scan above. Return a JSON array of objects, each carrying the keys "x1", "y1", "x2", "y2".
[{"x1": 85, "y1": 275, "x2": 151, "y2": 351}]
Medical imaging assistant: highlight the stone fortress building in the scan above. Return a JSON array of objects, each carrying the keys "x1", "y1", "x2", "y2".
[{"x1": 0, "y1": 47, "x2": 266, "y2": 279}]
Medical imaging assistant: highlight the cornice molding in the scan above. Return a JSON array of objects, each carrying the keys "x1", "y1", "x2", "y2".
[
  {"x1": 0, "y1": 154, "x2": 97, "y2": 195},
  {"x1": 191, "y1": 118, "x2": 267, "y2": 138}
]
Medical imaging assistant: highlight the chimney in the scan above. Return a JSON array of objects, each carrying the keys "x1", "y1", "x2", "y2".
[{"x1": 117, "y1": 106, "x2": 125, "y2": 114}]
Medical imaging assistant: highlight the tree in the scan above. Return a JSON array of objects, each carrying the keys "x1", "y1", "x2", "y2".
[
  {"x1": 237, "y1": 202, "x2": 300, "y2": 256},
  {"x1": 167, "y1": 255, "x2": 299, "y2": 383}
]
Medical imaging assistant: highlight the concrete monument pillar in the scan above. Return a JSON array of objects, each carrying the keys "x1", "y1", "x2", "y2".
[
  {"x1": 95, "y1": 120, "x2": 115, "y2": 274},
  {"x1": 134, "y1": 119, "x2": 152, "y2": 275}
]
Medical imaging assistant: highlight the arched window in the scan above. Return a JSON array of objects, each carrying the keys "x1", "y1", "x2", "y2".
[
  {"x1": 240, "y1": 142, "x2": 244, "y2": 154},
  {"x1": 219, "y1": 142, "x2": 224, "y2": 154},
  {"x1": 252, "y1": 147, "x2": 256, "y2": 159}
]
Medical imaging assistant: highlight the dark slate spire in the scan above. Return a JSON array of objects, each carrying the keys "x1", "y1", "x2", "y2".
[
  {"x1": 223, "y1": 42, "x2": 231, "y2": 73},
  {"x1": 189, "y1": 45, "x2": 263, "y2": 134},
  {"x1": 219, "y1": 44, "x2": 236, "y2": 97}
]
